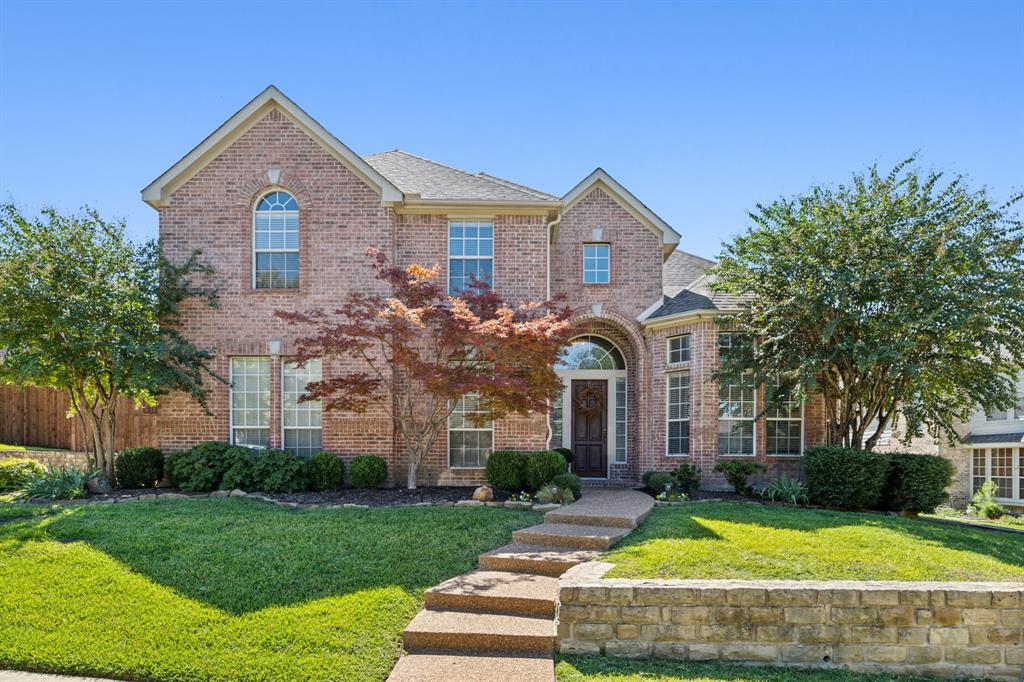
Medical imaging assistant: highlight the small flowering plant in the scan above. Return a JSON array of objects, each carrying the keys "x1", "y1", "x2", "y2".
[
  {"x1": 655, "y1": 482, "x2": 688, "y2": 503},
  {"x1": 511, "y1": 491, "x2": 533, "y2": 502}
]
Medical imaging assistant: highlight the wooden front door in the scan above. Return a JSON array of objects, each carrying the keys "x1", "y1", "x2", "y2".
[{"x1": 571, "y1": 380, "x2": 607, "y2": 478}]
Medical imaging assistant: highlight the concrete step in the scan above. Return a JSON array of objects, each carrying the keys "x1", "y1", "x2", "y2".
[
  {"x1": 424, "y1": 570, "x2": 558, "y2": 617},
  {"x1": 478, "y1": 542, "x2": 599, "y2": 577},
  {"x1": 512, "y1": 522, "x2": 629, "y2": 550},
  {"x1": 544, "y1": 489, "x2": 654, "y2": 529},
  {"x1": 387, "y1": 653, "x2": 554, "y2": 682},
  {"x1": 403, "y1": 609, "x2": 555, "y2": 655}
]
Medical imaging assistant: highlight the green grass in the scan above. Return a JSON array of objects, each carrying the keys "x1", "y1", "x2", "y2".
[
  {"x1": 0, "y1": 443, "x2": 65, "y2": 452},
  {"x1": 0, "y1": 502, "x2": 63, "y2": 521},
  {"x1": 604, "y1": 502, "x2": 1024, "y2": 581},
  {"x1": 0, "y1": 498, "x2": 540, "y2": 681},
  {"x1": 555, "y1": 656, "x2": 931, "y2": 681}
]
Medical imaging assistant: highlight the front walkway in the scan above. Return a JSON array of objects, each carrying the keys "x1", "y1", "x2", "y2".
[{"x1": 387, "y1": 489, "x2": 654, "y2": 682}]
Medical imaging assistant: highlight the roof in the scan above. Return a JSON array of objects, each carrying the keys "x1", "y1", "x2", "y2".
[
  {"x1": 642, "y1": 273, "x2": 753, "y2": 322},
  {"x1": 663, "y1": 249, "x2": 716, "y2": 293},
  {"x1": 364, "y1": 150, "x2": 559, "y2": 203},
  {"x1": 962, "y1": 432, "x2": 1024, "y2": 445}
]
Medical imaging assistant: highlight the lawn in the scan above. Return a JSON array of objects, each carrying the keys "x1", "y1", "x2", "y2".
[
  {"x1": 603, "y1": 502, "x2": 1024, "y2": 581},
  {"x1": 555, "y1": 656, "x2": 930, "y2": 681},
  {"x1": 0, "y1": 498, "x2": 540, "y2": 681},
  {"x1": 0, "y1": 443, "x2": 64, "y2": 451}
]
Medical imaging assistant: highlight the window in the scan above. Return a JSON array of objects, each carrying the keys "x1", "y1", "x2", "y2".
[
  {"x1": 615, "y1": 377, "x2": 627, "y2": 463},
  {"x1": 718, "y1": 333, "x2": 755, "y2": 456},
  {"x1": 766, "y1": 379, "x2": 802, "y2": 456},
  {"x1": 282, "y1": 359, "x2": 322, "y2": 457},
  {"x1": 230, "y1": 357, "x2": 270, "y2": 447},
  {"x1": 667, "y1": 335, "x2": 691, "y2": 364},
  {"x1": 667, "y1": 371, "x2": 691, "y2": 456},
  {"x1": 550, "y1": 390, "x2": 563, "y2": 449},
  {"x1": 254, "y1": 191, "x2": 299, "y2": 289},
  {"x1": 583, "y1": 243, "x2": 610, "y2": 284},
  {"x1": 986, "y1": 394, "x2": 1024, "y2": 421},
  {"x1": 449, "y1": 393, "x2": 493, "y2": 468},
  {"x1": 973, "y1": 447, "x2": 1024, "y2": 500},
  {"x1": 972, "y1": 449, "x2": 987, "y2": 494},
  {"x1": 556, "y1": 336, "x2": 625, "y2": 371},
  {"x1": 991, "y1": 447, "x2": 1014, "y2": 498},
  {"x1": 449, "y1": 221, "x2": 493, "y2": 294}
]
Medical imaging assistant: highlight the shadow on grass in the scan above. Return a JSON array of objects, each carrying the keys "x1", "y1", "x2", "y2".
[{"x1": 1, "y1": 498, "x2": 540, "y2": 614}]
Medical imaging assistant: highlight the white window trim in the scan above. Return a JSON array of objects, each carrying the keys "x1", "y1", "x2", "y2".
[
  {"x1": 447, "y1": 218, "x2": 495, "y2": 296},
  {"x1": 229, "y1": 356, "x2": 270, "y2": 448},
  {"x1": 447, "y1": 394, "x2": 494, "y2": 469},
  {"x1": 281, "y1": 359, "x2": 323, "y2": 457},
  {"x1": 766, "y1": 401, "x2": 805, "y2": 457},
  {"x1": 252, "y1": 190, "x2": 299, "y2": 290},
  {"x1": 972, "y1": 446, "x2": 1023, "y2": 503},
  {"x1": 614, "y1": 376, "x2": 627, "y2": 464},
  {"x1": 666, "y1": 334, "x2": 692, "y2": 366},
  {"x1": 665, "y1": 369, "x2": 691, "y2": 457},
  {"x1": 583, "y1": 242, "x2": 611, "y2": 284}
]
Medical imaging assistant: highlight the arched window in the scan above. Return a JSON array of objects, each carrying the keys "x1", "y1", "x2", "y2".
[
  {"x1": 254, "y1": 190, "x2": 299, "y2": 289},
  {"x1": 556, "y1": 335, "x2": 625, "y2": 371}
]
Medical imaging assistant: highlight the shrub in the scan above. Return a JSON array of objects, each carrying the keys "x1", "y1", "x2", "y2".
[
  {"x1": 19, "y1": 464, "x2": 94, "y2": 500},
  {"x1": 252, "y1": 448, "x2": 309, "y2": 493},
  {"x1": 553, "y1": 447, "x2": 575, "y2": 465},
  {"x1": 535, "y1": 482, "x2": 574, "y2": 505},
  {"x1": 349, "y1": 455, "x2": 387, "y2": 489},
  {"x1": 969, "y1": 480, "x2": 1005, "y2": 519},
  {"x1": 551, "y1": 472, "x2": 582, "y2": 499},
  {"x1": 114, "y1": 447, "x2": 164, "y2": 489},
  {"x1": 803, "y1": 446, "x2": 890, "y2": 510},
  {"x1": 714, "y1": 460, "x2": 766, "y2": 495},
  {"x1": 486, "y1": 450, "x2": 527, "y2": 491},
  {"x1": 0, "y1": 457, "x2": 44, "y2": 491},
  {"x1": 309, "y1": 452, "x2": 345, "y2": 491},
  {"x1": 525, "y1": 450, "x2": 567, "y2": 491},
  {"x1": 669, "y1": 463, "x2": 702, "y2": 496},
  {"x1": 219, "y1": 447, "x2": 258, "y2": 491},
  {"x1": 760, "y1": 474, "x2": 809, "y2": 505},
  {"x1": 646, "y1": 472, "x2": 675, "y2": 494},
  {"x1": 169, "y1": 441, "x2": 232, "y2": 492},
  {"x1": 883, "y1": 453, "x2": 955, "y2": 514}
]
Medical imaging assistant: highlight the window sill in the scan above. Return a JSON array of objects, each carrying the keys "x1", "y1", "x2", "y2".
[
  {"x1": 245, "y1": 288, "x2": 301, "y2": 295},
  {"x1": 666, "y1": 361, "x2": 692, "y2": 370},
  {"x1": 447, "y1": 466, "x2": 486, "y2": 471},
  {"x1": 582, "y1": 282, "x2": 611, "y2": 287},
  {"x1": 665, "y1": 453, "x2": 690, "y2": 458}
]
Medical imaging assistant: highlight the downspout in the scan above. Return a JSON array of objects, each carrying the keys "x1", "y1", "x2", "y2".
[{"x1": 545, "y1": 213, "x2": 561, "y2": 448}]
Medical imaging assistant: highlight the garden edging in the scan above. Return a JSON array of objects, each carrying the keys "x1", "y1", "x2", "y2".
[{"x1": 557, "y1": 562, "x2": 1023, "y2": 680}]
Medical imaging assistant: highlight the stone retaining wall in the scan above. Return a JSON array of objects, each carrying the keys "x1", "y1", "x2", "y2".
[
  {"x1": 0, "y1": 449, "x2": 91, "y2": 469},
  {"x1": 558, "y1": 564, "x2": 1023, "y2": 680}
]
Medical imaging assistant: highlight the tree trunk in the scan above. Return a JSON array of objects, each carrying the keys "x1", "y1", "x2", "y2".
[{"x1": 407, "y1": 460, "x2": 417, "y2": 489}]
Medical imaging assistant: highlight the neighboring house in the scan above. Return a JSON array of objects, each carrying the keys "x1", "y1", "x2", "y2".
[{"x1": 143, "y1": 86, "x2": 827, "y2": 488}]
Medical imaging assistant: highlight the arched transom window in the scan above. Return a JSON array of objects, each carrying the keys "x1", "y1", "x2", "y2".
[
  {"x1": 254, "y1": 190, "x2": 299, "y2": 289},
  {"x1": 557, "y1": 336, "x2": 625, "y2": 371}
]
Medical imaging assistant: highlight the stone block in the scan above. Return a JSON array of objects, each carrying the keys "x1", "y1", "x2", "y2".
[
  {"x1": 558, "y1": 621, "x2": 572, "y2": 640},
  {"x1": 616, "y1": 624, "x2": 639, "y2": 640},
  {"x1": 605, "y1": 640, "x2": 651, "y2": 658},
  {"x1": 606, "y1": 586, "x2": 636, "y2": 604},
  {"x1": 785, "y1": 606, "x2": 826, "y2": 624},
  {"x1": 928, "y1": 590, "x2": 946, "y2": 607},
  {"x1": 931, "y1": 606, "x2": 962, "y2": 626},
  {"x1": 877, "y1": 607, "x2": 914, "y2": 627},
  {"x1": 652, "y1": 643, "x2": 689, "y2": 660},
  {"x1": 636, "y1": 586, "x2": 698, "y2": 605},
  {"x1": 781, "y1": 644, "x2": 831, "y2": 663},
  {"x1": 928, "y1": 627, "x2": 969, "y2": 645},
  {"x1": 454, "y1": 499, "x2": 483, "y2": 507},
  {"x1": 831, "y1": 645, "x2": 864, "y2": 662},
  {"x1": 719, "y1": 644, "x2": 779, "y2": 662},
  {"x1": 621, "y1": 606, "x2": 661, "y2": 624},
  {"x1": 587, "y1": 605, "x2": 622, "y2": 623},
  {"x1": 755, "y1": 625, "x2": 796, "y2": 643},
  {"x1": 845, "y1": 626, "x2": 897, "y2": 644},
  {"x1": 962, "y1": 608, "x2": 999, "y2": 625},
  {"x1": 699, "y1": 624, "x2": 756, "y2": 642},
  {"x1": 559, "y1": 605, "x2": 591, "y2": 622},
  {"x1": 687, "y1": 643, "x2": 721, "y2": 661},
  {"x1": 860, "y1": 590, "x2": 900, "y2": 606},
  {"x1": 972, "y1": 626, "x2": 1021, "y2": 646},
  {"x1": 991, "y1": 589, "x2": 1021, "y2": 608},
  {"x1": 1006, "y1": 647, "x2": 1024, "y2": 666},
  {"x1": 560, "y1": 640, "x2": 602, "y2": 655},
  {"x1": 819, "y1": 589, "x2": 860, "y2": 606},
  {"x1": 748, "y1": 607, "x2": 784, "y2": 624},
  {"x1": 897, "y1": 589, "x2": 930, "y2": 607},
  {"x1": 699, "y1": 589, "x2": 728, "y2": 605},
  {"x1": 767, "y1": 588, "x2": 817, "y2": 606},
  {"x1": 640, "y1": 624, "x2": 697, "y2": 641},
  {"x1": 914, "y1": 608, "x2": 934, "y2": 626},
  {"x1": 713, "y1": 606, "x2": 746, "y2": 625},
  {"x1": 667, "y1": 606, "x2": 713, "y2": 624},
  {"x1": 945, "y1": 589, "x2": 991, "y2": 608},
  {"x1": 1002, "y1": 608, "x2": 1024, "y2": 626},
  {"x1": 944, "y1": 646, "x2": 1002, "y2": 664},
  {"x1": 897, "y1": 627, "x2": 927, "y2": 645},
  {"x1": 796, "y1": 624, "x2": 843, "y2": 644},
  {"x1": 576, "y1": 586, "x2": 608, "y2": 602},
  {"x1": 905, "y1": 645, "x2": 943, "y2": 664},
  {"x1": 862, "y1": 645, "x2": 906, "y2": 663},
  {"x1": 726, "y1": 588, "x2": 767, "y2": 606},
  {"x1": 576, "y1": 623, "x2": 615, "y2": 640},
  {"x1": 830, "y1": 607, "x2": 878, "y2": 625}
]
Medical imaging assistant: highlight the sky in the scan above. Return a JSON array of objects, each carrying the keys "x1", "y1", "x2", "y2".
[{"x1": 1, "y1": 0, "x2": 1021, "y2": 260}]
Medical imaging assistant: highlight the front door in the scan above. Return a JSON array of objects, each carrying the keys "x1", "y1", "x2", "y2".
[{"x1": 571, "y1": 379, "x2": 607, "y2": 478}]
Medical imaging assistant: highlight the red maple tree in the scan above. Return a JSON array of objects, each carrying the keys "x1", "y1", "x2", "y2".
[{"x1": 276, "y1": 249, "x2": 573, "y2": 488}]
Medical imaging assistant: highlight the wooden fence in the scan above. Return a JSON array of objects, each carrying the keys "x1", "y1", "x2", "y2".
[{"x1": 0, "y1": 385, "x2": 156, "y2": 452}]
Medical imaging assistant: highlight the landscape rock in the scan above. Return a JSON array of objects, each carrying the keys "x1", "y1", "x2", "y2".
[
  {"x1": 504, "y1": 500, "x2": 532, "y2": 510},
  {"x1": 86, "y1": 477, "x2": 113, "y2": 495},
  {"x1": 210, "y1": 490, "x2": 230, "y2": 498},
  {"x1": 455, "y1": 500, "x2": 484, "y2": 508},
  {"x1": 471, "y1": 485, "x2": 494, "y2": 502},
  {"x1": 159, "y1": 492, "x2": 189, "y2": 500},
  {"x1": 228, "y1": 489, "x2": 247, "y2": 497},
  {"x1": 137, "y1": 493, "x2": 157, "y2": 501}
]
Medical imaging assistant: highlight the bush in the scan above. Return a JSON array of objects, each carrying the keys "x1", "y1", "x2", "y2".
[
  {"x1": 19, "y1": 464, "x2": 93, "y2": 500},
  {"x1": 969, "y1": 479, "x2": 1005, "y2": 519},
  {"x1": 803, "y1": 446, "x2": 890, "y2": 510},
  {"x1": 760, "y1": 474, "x2": 809, "y2": 505},
  {"x1": 349, "y1": 455, "x2": 387, "y2": 489},
  {"x1": 669, "y1": 463, "x2": 702, "y2": 496},
  {"x1": 309, "y1": 452, "x2": 345, "y2": 491},
  {"x1": 219, "y1": 446, "x2": 258, "y2": 491},
  {"x1": 114, "y1": 447, "x2": 164, "y2": 489},
  {"x1": 252, "y1": 448, "x2": 309, "y2": 493},
  {"x1": 646, "y1": 472, "x2": 675, "y2": 494},
  {"x1": 525, "y1": 450, "x2": 567, "y2": 491},
  {"x1": 0, "y1": 457, "x2": 44, "y2": 491},
  {"x1": 714, "y1": 460, "x2": 766, "y2": 495},
  {"x1": 553, "y1": 447, "x2": 575, "y2": 465},
  {"x1": 551, "y1": 472, "x2": 582, "y2": 499},
  {"x1": 169, "y1": 441, "x2": 233, "y2": 492},
  {"x1": 883, "y1": 453, "x2": 955, "y2": 514},
  {"x1": 486, "y1": 450, "x2": 527, "y2": 491},
  {"x1": 535, "y1": 482, "x2": 574, "y2": 504}
]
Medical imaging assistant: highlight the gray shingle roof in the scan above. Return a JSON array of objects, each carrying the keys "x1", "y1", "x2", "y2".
[
  {"x1": 363, "y1": 150, "x2": 558, "y2": 202},
  {"x1": 963, "y1": 432, "x2": 1024, "y2": 445},
  {"x1": 647, "y1": 273, "x2": 753, "y2": 320},
  {"x1": 663, "y1": 249, "x2": 716, "y2": 294}
]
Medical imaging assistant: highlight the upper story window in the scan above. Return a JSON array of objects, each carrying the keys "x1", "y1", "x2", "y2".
[
  {"x1": 667, "y1": 334, "x2": 691, "y2": 364},
  {"x1": 557, "y1": 336, "x2": 625, "y2": 371},
  {"x1": 986, "y1": 395, "x2": 1024, "y2": 421},
  {"x1": 254, "y1": 191, "x2": 299, "y2": 289},
  {"x1": 583, "y1": 243, "x2": 610, "y2": 284},
  {"x1": 449, "y1": 220, "x2": 493, "y2": 295}
]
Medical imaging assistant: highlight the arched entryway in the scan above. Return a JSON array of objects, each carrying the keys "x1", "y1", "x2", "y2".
[{"x1": 553, "y1": 335, "x2": 627, "y2": 478}]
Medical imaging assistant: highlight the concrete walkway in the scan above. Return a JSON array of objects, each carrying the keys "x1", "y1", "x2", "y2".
[
  {"x1": 1, "y1": 673, "x2": 113, "y2": 682},
  {"x1": 387, "y1": 489, "x2": 653, "y2": 682}
]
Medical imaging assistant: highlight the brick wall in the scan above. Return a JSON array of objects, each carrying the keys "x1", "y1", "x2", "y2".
[{"x1": 559, "y1": 567, "x2": 1023, "y2": 680}]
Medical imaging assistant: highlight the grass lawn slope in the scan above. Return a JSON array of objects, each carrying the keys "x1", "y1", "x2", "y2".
[
  {"x1": 0, "y1": 498, "x2": 539, "y2": 681},
  {"x1": 604, "y1": 502, "x2": 1024, "y2": 582},
  {"x1": 556, "y1": 656, "x2": 932, "y2": 681}
]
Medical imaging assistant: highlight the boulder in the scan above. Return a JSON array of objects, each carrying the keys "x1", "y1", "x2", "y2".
[
  {"x1": 472, "y1": 485, "x2": 494, "y2": 502},
  {"x1": 455, "y1": 500, "x2": 485, "y2": 508},
  {"x1": 228, "y1": 489, "x2": 248, "y2": 497},
  {"x1": 210, "y1": 490, "x2": 230, "y2": 498},
  {"x1": 86, "y1": 476, "x2": 113, "y2": 495}
]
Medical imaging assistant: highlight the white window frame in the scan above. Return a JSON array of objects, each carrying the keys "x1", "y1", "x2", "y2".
[
  {"x1": 448, "y1": 219, "x2": 494, "y2": 295},
  {"x1": 448, "y1": 393, "x2": 494, "y2": 469},
  {"x1": 252, "y1": 190, "x2": 300, "y2": 290},
  {"x1": 281, "y1": 359, "x2": 323, "y2": 457},
  {"x1": 972, "y1": 447, "x2": 1023, "y2": 503},
  {"x1": 717, "y1": 332, "x2": 756, "y2": 457},
  {"x1": 614, "y1": 377, "x2": 627, "y2": 463},
  {"x1": 583, "y1": 243, "x2": 610, "y2": 284},
  {"x1": 666, "y1": 334, "x2": 692, "y2": 365},
  {"x1": 765, "y1": 379, "x2": 804, "y2": 456},
  {"x1": 666, "y1": 370, "x2": 691, "y2": 457},
  {"x1": 229, "y1": 356, "x2": 271, "y2": 448}
]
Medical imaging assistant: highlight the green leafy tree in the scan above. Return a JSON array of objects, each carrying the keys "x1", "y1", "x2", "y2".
[
  {"x1": 0, "y1": 204, "x2": 221, "y2": 480},
  {"x1": 714, "y1": 158, "x2": 1024, "y2": 449}
]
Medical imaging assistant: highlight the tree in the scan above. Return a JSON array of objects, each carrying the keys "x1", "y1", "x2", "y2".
[
  {"x1": 0, "y1": 204, "x2": 221, "y2": 480},
  {"x1": 276, "y1": 249, "x2": 573, "y2": 488},
  {"x1": 713, "y1": 158, "x2": 1024, "y2": 450}
]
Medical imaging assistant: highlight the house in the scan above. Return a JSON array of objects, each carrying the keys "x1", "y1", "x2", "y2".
[{"x1": 143, "y1": 85, "x2": 828, "y2": 488}]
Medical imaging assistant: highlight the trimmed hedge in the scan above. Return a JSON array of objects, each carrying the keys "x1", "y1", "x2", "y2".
[
  {"x1": 169, "y1": 441, "x2": 232, "y2": 492},
  {"x1": 219, "y1": 446, "x2": 258, "y2": 491},
  {"x1": 553, "y1": 447, "x2": 575, "y2": 465},
  {"x1": 309, "y1": 452, "x2": 345, "y2": 491},
  {"x1": 645, "y1": 472, "x2": 674, "y2": 493},
  {"x1": 252, "y1": 448, "x2": 309, "y2": 493},
  {"x1": 114, "y1": 447, "x2": 165, "y2": 489},
  {"x1": 525, "y1": 450, "x2": 567, "y2": 491},
  {"x1": 804, "y1": 446, "x2": 890, "y2": 510},
  {"x1": 486, "y1": 450, "x2": 527, "y2": 491},
  {"x1": 884, "y1": 453, "x2": 955, "y2": 514},
  {"x1": 551, "y1": 472, "x2": 582, "y2": 499},
  {"x1": 349, "y1": 455, "x2": 387, "y2": 489},
  {"x1": 714, "y1": 460, "x2": 766, "y2": 495},
  {"x1": 670, "y1": 463, "x2": 703, "y2": 496},
  {"x1": 0, "y1": 457, "x2": 44, "y2": 491}
]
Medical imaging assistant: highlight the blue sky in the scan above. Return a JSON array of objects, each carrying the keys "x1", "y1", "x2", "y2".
[{"x1": 1, "y1": 0, "x2": 1021, "y2": 260}]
